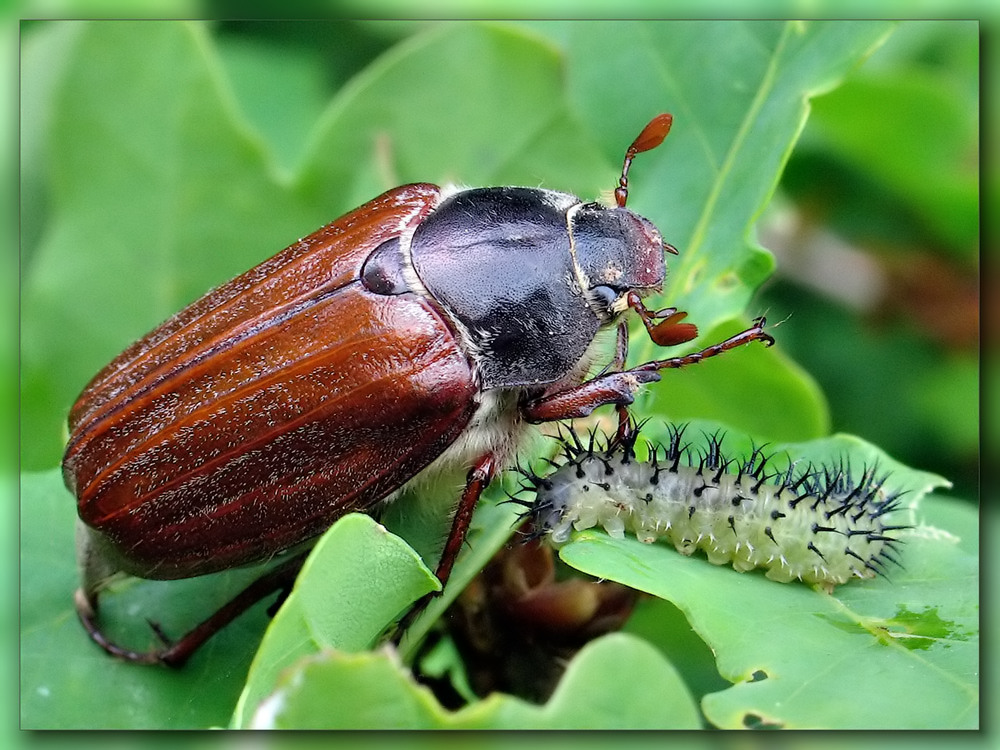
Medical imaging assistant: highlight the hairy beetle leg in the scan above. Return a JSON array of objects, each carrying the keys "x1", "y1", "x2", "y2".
[
  {"x1": 523, "y1": 370, "x2": 661, "y2": 423},
  {"x1": 74, "y1": 553, "x2": 307, "y2": 667}
]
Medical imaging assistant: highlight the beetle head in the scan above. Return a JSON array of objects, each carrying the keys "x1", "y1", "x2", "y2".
[
  {"x1": 569, "y1": 204, "x2": 666, "y2": 321},
  {"x1": 570, "y1": 112, "x2": 675, "y2": 322}
]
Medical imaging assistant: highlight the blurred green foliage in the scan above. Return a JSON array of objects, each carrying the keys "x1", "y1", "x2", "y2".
[{"x1": 757, "y1": 21, "x2": 979, "y2": 500}]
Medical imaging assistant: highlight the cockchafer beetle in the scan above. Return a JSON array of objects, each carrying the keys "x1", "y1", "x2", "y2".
[{"x1": 63, "y1": 113, "x2": 774, "y2": 665}]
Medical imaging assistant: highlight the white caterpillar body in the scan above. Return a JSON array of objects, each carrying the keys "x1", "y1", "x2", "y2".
[{"x1": 525, "y1": 424, "x2": 906, "y2": 590}]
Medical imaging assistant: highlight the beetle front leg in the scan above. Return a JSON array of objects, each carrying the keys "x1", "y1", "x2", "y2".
[
  {"x1": 523, "y1": 317, "x2": 774, "y2": 425},
  {"x1": 608, "y1": 320, "x2": 629, "y2": 373},
  {"x1": 598, "y1": 321, "x2": 645, "y2": 440},
  {"x1": 630, "y1": 316, "x2": 775, "y2": 375}
]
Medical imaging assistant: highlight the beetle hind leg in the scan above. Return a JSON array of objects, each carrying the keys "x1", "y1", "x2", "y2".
[{"x1": 73, "y1": 553, "x2": 307, "y2": 667}]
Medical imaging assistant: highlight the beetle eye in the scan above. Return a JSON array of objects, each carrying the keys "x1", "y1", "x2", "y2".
[{"x1": 589, "y1": 285, "x2": 621, "y2": 319}]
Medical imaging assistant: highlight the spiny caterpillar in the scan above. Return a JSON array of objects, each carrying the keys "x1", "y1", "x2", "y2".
[{"x1": 518, "y1": 423, "x2": 908, "y2": 590}]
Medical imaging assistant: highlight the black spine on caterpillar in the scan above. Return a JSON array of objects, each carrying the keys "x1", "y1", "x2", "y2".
[{"x1": 519, "y1": 422, "x2": 909, "y2": 591}]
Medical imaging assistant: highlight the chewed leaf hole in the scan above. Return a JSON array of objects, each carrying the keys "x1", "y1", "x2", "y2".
[{"x1": 742, "y1": 712, "x2": 784, "y2": 730}]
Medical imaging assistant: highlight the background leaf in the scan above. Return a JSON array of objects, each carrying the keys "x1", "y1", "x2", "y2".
[
  {"x1": 248, "y1": 633, "x2": 701, "y2": 730},
  {"x1": 759, "y1": 20, "x2": 979, "y2": 501},
  {"x1": 559, "y1": 21, "x2": 894, "y2": 336},
  {"x1": 232, "y1": 514, "x2": 439, "y2": 727}
]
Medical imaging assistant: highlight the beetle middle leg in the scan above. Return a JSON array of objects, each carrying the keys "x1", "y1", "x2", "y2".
[
  {"x1": 436, "y1": 453, "x2": 500, "y2": 590},
  {"x1": 395, "y1": 453, "x2": 500, "y2": 638}
]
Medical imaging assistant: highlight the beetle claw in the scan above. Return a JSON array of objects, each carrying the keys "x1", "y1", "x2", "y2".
[
  {"x1": 146, "y1": 619, "x2": 174, "y2": 648},
  {"x1": 74, "y1": 588, "x2": 167, "y2": 665}
]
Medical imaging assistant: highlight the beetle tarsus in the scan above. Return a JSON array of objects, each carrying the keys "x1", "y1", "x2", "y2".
[
  {"x1": 73, "y1": 554, "x2": 308, "y2": 667},
  {"x1": 74, "y1": 588, "x2": 164, "y2": 665},
  {"x1": 631, "y1": 316, "x2": 775, "y2": 374},
  {"x1": 522, "y1": 317, "x2": 773, "y2": 426}
]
